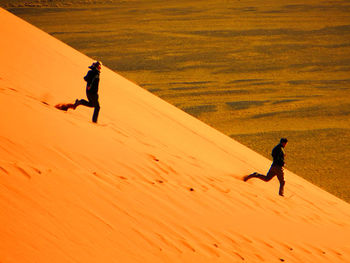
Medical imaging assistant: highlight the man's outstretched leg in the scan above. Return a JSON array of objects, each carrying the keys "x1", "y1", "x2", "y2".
[
  {"x1": 243, "y1": 170, "x2": 274, "y2": 182},
  {"x1": 75, "y1": 99, "x2": 93, "y2": 108},
  {"x1": 74, "y1": 94, "x2": 100, "y2": 123},
  {"x1": 243, "y1": 172, "x2": 257, "y2": 182},
  {"x1": 244, "y1": 165, "x2": 285, "y2": 196}
]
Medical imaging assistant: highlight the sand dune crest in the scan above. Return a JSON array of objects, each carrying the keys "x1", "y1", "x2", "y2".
[{"x1": 1, "y1": 8, "x2": 350, "y2": 263}]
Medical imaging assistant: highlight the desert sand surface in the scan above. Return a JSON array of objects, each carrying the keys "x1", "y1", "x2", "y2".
[
  {"x1": 1, "y1": 8, "x2": 350, "y2": 263},
  {"x1": 3, "y1": 0, "x2": 350, "y2": 202}
]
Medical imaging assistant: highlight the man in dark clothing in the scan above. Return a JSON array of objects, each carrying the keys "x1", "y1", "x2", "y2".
[
  {"x1": 243, "y1": 138, "x2": 288, "y2": 196},
  {"x1": 74, "y1": 61, "x2": 102, "y2": 123}
]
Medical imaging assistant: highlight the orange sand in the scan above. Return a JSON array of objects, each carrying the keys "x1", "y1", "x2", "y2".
[{"x1": 1, "y1": 8, "x2": 350, "y2": 263}]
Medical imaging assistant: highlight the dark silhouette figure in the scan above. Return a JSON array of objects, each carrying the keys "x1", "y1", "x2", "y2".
[
  {"x1": 74, "y1": 61, "x2": 102, "y2": 123},
  {"x1": 243, "y1": 138, "x2": 288, "y2": 196}
]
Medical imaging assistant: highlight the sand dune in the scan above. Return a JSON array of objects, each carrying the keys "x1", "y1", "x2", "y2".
[{"x1": 1, "y1": 8, "x2": 350, "y2": 263}]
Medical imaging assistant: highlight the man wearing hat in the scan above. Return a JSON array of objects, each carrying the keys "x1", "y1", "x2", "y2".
[
  {"x1": 74, "y1": 61, "x2": 102, "y2": 123},
  {"x1": 243, "y1": 138, "x2": 288, "y2": 196}
]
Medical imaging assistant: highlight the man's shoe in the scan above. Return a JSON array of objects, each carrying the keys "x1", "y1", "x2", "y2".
[
  {"x1": 72, "y1": 99, "x2": 79, "y2": 110},
  {"x1": 243, "y1": 172, "x2": 258, "y2": 181}
]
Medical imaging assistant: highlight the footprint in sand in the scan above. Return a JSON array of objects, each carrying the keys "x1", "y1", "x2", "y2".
[
  {"x1": 31, "y1": 166, "x2": 42, "y2": 174},
  {"x1": 198, "y1": 243, "x2": 220, "y2": 257},
  {"x1": 14, "y1": 164, "x2": 32, "y2": 179},
  {"x1": 0, "y1": 166, "x2": 9, "y2": 174},
  {"x1": 148, "y1": 154, "x2": 159, "y2": 162},
  {"x1": 179, "y1": 239, "x2": 196, "y2": 252},
  {"x1": 233, "y1": 252, "x2": 245, "y2": 260}
]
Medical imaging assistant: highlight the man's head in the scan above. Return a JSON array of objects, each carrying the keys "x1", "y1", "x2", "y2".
[
  {"x1": 280, "y1": 138, "x2": 288, "y2": 147},
  {"x1": 92, "y1": 61, "x2": 102, "y2": 71}
]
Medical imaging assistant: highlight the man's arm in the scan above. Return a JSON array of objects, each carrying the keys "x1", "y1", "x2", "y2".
[
  {"x1": 84, "y1": 70, "x2": 93, "y2": 90},
  {"x1": 272, "y1": 145, "x2": 285, "y2": 166}
]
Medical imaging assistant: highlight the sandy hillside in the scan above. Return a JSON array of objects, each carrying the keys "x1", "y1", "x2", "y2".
[
  {"x1": 1, "y1": 8, "x2": 350, "y2": 263},
  {"x1": 5, "y1": 0, "x2": 350, "y2": 202}
]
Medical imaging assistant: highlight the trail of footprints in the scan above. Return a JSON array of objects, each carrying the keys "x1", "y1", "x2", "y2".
[{"x1": 1, "y1": 156, "x2": 347, "y2": 262}]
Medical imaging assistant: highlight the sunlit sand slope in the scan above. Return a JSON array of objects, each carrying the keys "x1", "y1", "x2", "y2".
[{"x1": 1, "y1": 8, "x2": 350, "y2": 263}]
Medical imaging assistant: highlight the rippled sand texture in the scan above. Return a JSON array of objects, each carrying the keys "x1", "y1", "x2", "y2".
[
  {"x1": 3, "y1": 0, "x2": 350, "y2": 201},
  {"x1": 1, "y1": 6, "x2": 350, "y2": 263}
]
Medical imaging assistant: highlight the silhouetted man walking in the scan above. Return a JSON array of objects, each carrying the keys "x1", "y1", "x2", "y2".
[{"x1": 243, "y1": 138, "x2": 288, "y2": 196}]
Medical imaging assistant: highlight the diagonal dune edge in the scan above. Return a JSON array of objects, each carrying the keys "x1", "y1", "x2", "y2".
[{"x1": 1, "y1": 8, "x2": 350, "y2": 263}]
